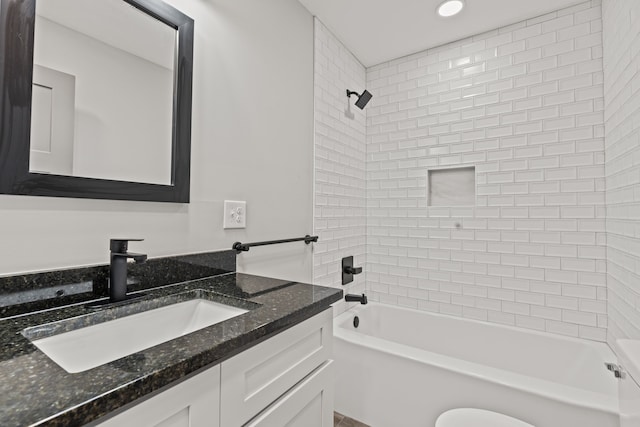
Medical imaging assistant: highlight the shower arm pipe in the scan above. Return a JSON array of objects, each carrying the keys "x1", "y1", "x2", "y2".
[
  {"x1": 232, "y1": 235, "x2": 319, "y2": 253},
  {"x1": 346, "y1": 90, "x2": 360, "y2": 98}
]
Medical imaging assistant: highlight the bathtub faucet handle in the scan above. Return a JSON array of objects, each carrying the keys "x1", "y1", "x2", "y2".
[{"x1": 344, "y1": 266, "x2": 362, "y2": 275}]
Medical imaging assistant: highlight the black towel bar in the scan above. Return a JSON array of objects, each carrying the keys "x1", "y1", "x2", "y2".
[{"x1": 232, "y1": 235, "x2": 318, "y2": 253}]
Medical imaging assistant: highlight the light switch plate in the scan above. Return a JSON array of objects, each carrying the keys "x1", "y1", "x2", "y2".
[{"x1": 223, "y1": 200, "x2": 246, "y2": 229}]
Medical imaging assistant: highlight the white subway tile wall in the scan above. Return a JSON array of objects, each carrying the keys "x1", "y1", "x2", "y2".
[
  {"x1": 313, "y1": 19, "x2": 367, "y2": 315},
  {"x1": 603, "y1": 0, "x2": 640, "y2": 344},
  {"x1": 365, "y1": 1, "x2": 606, "y2": 340}
]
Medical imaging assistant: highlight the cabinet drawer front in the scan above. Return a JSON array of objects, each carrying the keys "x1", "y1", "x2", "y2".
[
  {"x1": 244, "y1": 360, "x2": 334, "y2": 427},
  {"x1": 221, "y1": 308, "x2": 332, "y2": 427}
]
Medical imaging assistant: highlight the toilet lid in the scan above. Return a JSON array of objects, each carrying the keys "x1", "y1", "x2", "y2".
[{"x1": 435, "y1": 408, "x2": 535, "y2": 427}]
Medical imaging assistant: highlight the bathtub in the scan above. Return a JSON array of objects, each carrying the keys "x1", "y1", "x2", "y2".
[{"x1": 333, "y1": 302, "x2": 619, "y2": 427}]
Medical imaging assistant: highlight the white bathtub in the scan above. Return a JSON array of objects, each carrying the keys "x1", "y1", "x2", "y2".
[{"x1": 333, "y1": 302, "x2": 620, "y2": 427}]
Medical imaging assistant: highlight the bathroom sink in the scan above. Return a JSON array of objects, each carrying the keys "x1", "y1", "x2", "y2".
[{"x1": 29, "y1": 299, "x2": 248, "y2": 373}]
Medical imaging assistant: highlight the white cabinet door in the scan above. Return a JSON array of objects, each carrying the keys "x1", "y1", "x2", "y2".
[
  {"x1": 96, "y1": 365, "x2": 220, "y2": 427},
  {"x1": 244, "y1": 361, "x2": 334, "y2": 427}
]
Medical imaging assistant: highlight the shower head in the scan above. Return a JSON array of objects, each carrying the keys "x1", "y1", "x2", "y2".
[{"x1": 346, "y1": 89, "x2": 373, "y2": 110}]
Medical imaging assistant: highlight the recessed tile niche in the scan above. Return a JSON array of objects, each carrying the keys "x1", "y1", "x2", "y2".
[{"x1": 427, "y1": 167, "x2": 475, "y2": 207}]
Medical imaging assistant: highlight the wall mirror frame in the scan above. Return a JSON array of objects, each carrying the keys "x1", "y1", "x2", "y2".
[{"x1": 0, "y1": 0, "x2": 194, "y2": 203}]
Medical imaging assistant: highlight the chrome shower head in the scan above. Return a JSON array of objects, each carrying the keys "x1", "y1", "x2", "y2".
[{"x1": 346, "y1": 89, "x2": 373, "y2": 110}]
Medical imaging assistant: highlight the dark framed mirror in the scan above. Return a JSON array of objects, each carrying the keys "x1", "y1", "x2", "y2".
[{"x1": 0, "y1": 0, "x2": 193, "y2": 202}]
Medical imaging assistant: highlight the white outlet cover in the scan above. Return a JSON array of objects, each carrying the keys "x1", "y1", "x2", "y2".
[{"x1": 223, "y1": 200, "x2": 246, "y2": 229}]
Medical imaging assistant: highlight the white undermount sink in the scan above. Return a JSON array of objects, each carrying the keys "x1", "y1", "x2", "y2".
[{"x1": 30, "y1": 299, "x2": 248, "y2": 373}]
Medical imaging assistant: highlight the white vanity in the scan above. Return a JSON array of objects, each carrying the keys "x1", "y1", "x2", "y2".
[{"x1": 97, "y1": 309, "x2": 334, "y2": 427}]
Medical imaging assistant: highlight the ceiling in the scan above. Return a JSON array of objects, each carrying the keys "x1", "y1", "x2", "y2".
[{"x1": 297, "y1": 0, "x2": 585, "y2": 67}]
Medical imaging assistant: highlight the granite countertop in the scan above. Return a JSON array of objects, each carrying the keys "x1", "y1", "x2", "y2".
[{"x1": 0, "y1": 272, "x2": 342, "y2": 427}]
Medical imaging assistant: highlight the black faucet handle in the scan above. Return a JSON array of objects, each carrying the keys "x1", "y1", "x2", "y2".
[
  {"x1": 111, "y1": 252, "x2": 148, "y2": 264},
  {"x1": 110, "y1": 238, "x2": 144, "y2": 252},
  {"x1": 344, "y1": 266, "x2": 362, "y2": 275}
]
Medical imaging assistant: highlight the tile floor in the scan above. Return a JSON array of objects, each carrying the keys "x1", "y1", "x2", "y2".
[{"x1": 334, "y1": 412, "x2": 369, "y2": 427}]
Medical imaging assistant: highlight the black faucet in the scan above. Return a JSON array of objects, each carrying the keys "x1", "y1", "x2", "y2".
[
  {"x1": 109, "y1": 239, "x2": 147, "y2": 303},
  {"x1": 345, "y1": 293, "x2": 368, "y2": 304}
]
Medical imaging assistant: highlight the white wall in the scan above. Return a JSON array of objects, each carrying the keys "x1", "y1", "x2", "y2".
[
  {"x1": 363, "y1": 1, "x2": 606, "y2": 340},
  {"x1": 603, "y1": 0, "x2": 640, "y2": 345},
  {"x1": 0, "y1": 0, "x2": 315, "y2": 284},
  {"x1": 313, "y1": 19, "x2": 367, "y2": 315}
]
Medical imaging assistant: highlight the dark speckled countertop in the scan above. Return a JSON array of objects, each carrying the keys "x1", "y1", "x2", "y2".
[{"x1": 0, "y1": 272, "x2": 342, "y2": 427}]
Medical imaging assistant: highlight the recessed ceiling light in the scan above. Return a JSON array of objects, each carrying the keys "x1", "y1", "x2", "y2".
[{"x1": 437, "y1": 0, "x2": 465, "y2": 17}]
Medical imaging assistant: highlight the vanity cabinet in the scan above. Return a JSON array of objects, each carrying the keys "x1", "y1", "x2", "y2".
[{"x1": 95, "y1": 308, "x2": 333, "y2": 427}]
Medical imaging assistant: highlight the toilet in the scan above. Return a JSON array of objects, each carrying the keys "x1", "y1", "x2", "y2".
[{"x1": 435, "y1": 408, "x2": 534, "y2": 427}]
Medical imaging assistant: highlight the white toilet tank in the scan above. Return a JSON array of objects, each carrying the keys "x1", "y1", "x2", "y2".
[{"x1": 616, "y1": 340, "x2": 640, "y2": 427}]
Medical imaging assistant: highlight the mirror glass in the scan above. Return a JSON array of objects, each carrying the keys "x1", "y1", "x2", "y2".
[{"x1": 30, "y1": 0, "x2": 176, "y2": 185}]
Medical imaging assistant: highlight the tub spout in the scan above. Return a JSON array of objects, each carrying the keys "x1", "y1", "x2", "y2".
[{"x1": 345, "y1": 293, "x2": 368, "y2": 304}]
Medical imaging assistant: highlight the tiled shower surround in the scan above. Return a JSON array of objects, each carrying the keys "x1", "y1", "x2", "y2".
[
  {"x1": 603, "y1": 0, "x2": 640, "y2": 344},
  {"x1": 365, "y1": 1, "x2": 605, "y2": 340},
  {"x1": 315, "y1": 1, "x2": 612, "y2": 339}
]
